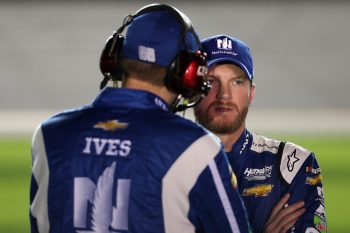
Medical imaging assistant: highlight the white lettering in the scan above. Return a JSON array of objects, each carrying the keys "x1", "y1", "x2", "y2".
[
  {"x1": 244, "y1": 165, "x2": 273, "y2": 181},
  {"x1": 119, "y1": 140, "x2": 132, "y2": 157},
  {"x1": 197, "y1": 66, "x2": 207, "y2": 77},
  {"x1": 83, "y1": 137, "x2": 92, "y2": 154},
  {"x1": 106, "y1": 139, "x2": 120, "y2": 156},
  {"x1": 211, "y1": 50, "x2": 238, "y2": 56},
  {"x1": 83, "y1": 137, "x2": 132, "y2": 157},
  {"x1": 93, "y1": 138, "x2": 108, "y2": 155}
]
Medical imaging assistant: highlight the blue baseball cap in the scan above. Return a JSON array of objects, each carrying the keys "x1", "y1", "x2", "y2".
[
  {"x1": 121, "y1": 10, "x2": 200, "y2": 67},
  {"x1": 201, "y1": 34, "x2": 254, "y2": 80}
]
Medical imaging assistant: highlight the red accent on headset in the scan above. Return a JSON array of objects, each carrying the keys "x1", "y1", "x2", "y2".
[{"x1": 183, "y1": 60, "x2": 200, "y2": 89}]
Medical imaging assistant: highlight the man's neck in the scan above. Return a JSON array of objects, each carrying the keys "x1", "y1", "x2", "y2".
[
  {"x1": 123, "y1": 77, "x2": 176, "y2": 104},
  {"x1": 217, "y1": 125, "x2": 245, "y2": 152}
]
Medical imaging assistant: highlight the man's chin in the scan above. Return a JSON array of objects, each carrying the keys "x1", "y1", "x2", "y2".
[
  {"x1": 205, "y1": 120, "x2": 236, "y2": 135},
  {"x1": 196, "y1": 104, "x2": 249, "y2": 135},
  {"x1": 211, "y1": 115, "x2": 236, "y2": 125}
]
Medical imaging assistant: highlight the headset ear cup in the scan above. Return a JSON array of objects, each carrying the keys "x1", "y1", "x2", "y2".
[
  {"x1": 164, "y1": 50, "x2": 208, "y2": 98},
  {"x1": 100, "y1": 33, "x2": 124, "y2": 81}
]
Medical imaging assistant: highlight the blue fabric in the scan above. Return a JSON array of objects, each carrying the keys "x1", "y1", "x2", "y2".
[
  {"x1": 122, "y1": 11, "x2": 200, "y2": 67},
  {"x1": 202, "y1": 34, "x2": 254, "y2": 80},
  {"x1": 228, "y1": 129, "x2": 327, "y2": 233},
  {"x1": 30, "y1": 87, "x2": 252, "y2": 233}
]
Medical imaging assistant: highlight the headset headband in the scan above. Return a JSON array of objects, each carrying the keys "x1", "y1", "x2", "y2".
[{"x1": 99, "y1": 3, "x2": 210, "y2": 109}]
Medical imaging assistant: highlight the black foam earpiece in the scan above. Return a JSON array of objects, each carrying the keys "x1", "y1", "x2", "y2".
[{"x1": 100, "y1": 32, "x2": 124, "y2": 82}]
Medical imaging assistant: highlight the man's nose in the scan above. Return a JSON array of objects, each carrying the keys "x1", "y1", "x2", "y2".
[{"x1": 216, "y1": 83, "x2": 232, "y2": 100}]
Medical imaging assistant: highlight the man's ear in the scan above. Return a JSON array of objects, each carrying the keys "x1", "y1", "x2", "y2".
[{"x1": 248, "y1": 82, "x2": 256, "y2": 105}]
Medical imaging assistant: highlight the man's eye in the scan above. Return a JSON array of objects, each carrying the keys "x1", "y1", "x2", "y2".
[
  {"x1": 232, "y1": 80, "x2": 243, "y2": 85},
  {"x1": 207, "y1": 79, "x2": 216, "y2": 85}
]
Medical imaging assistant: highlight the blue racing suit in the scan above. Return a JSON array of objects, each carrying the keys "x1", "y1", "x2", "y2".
[
  {"x1": 30, "y1": 87, "x2": 251, "y2": 233},
  {"x1": 227, "y1": 129, "x2": 327, "y2": 233}
]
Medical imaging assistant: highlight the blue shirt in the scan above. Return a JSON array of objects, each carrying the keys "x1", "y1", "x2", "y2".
[
  {"x1": 30, "y1": 87, "x2": 251, "y2": 233},
  {"x1": 227, "y1": 129, "x2": 327, "y2": 233}
]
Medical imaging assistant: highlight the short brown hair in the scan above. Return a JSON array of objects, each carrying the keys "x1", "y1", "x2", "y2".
[{"x1": 120, "y1": 58, "x2": 167, "y2": 87}]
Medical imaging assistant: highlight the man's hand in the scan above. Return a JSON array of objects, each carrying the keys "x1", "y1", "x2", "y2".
[{"x1": 263, "y1": 193, "x2": 305, "y2": 233}]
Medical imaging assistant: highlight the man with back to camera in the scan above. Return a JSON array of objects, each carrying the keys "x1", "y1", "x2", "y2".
[
  {"x1": 194, "y1": 34, "x2": 327, "y2": 233},
  {"x1": 29, "y1": 4, "x2": 253, "y2": 233}
]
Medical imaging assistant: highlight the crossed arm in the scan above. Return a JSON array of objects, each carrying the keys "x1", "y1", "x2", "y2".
[{"x1": 263, "y1": 193, "x2": 305, "y2": 233}]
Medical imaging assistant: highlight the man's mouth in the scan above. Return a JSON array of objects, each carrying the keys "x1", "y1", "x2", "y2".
[{"x1": 213, "y1": 104, "x2": 235, "y2": 113}]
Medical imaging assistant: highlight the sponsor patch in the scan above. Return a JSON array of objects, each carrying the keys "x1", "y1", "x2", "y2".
[
  {"x1": 305, "y1": 174, "x2": 323, "y2": 186},
  {"x1": 94, "y1": 120, "x2": 128, "y2": 131},
  {"x1": 314, "y1": 205, "x2": 327, "y2": 233},
  {"x1": 231, "y1": 172, "x2": 238, "y2": 189},
  {"x1": 228, "y1": 164, "x2": 237, "y2": 189},
  {"x1": 316, "y1": 186, "x2": 325, "y2": 204},
  {"x1": 244, "y1": 165, "x2": 273, "y2": 181},
  {"x1": 251, "y1": 134, "x2": 279, "y2": 154},
  {"x1": 305, "y1": 227, "x2": 319, "y2": 233},
  {"x1": 306, "y1": 166, "x2": 321, "y2": 175},
  {"x1": 242, "y1": 184, "x2": 273, "y2": 197},
  {"x1": 216, "y1": 37, "x2": 233, "y2": 50}
]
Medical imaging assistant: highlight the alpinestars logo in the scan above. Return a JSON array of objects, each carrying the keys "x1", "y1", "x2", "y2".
[
  {"x1": 287, "y1": 149, "x2": 300, "y2": 172},
  {"x1": 217, "y1": 38, "x2": 232, "y2": 50},
  {"x1": 244, "y1": 165, "x2": 273, "y2": 181}
]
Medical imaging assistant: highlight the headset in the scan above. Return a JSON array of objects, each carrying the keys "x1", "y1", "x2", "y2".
[{"x1": 99, "y1": 3, "x2": 211, "y2": 107}]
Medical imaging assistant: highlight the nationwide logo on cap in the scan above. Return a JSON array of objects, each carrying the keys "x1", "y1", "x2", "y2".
[
  {"x1": 212, "y1": 37, "x2": 238, "y2": 57},
  {"x1": 215, "y1": 37, "x2": 238, "y2": 55},
  {"x1": 202, "y1": 34, "x2": 254, "y2": 80},
  {"x1": 217, "y1": 37, "x2": 232, "y2": 50}
]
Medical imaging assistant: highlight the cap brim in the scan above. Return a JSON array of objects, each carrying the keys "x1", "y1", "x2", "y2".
[{"x1": 208, "y1": 58, "x2": 252, "y2": 80}]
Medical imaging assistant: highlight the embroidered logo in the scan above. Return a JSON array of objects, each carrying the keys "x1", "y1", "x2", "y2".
[
  {"x1": 138, "y1": 45, "x2": 155, "y2": 62},
  {"x1": 287, "y1": 149, "x2": 300, "y2": 172},
  {"x1": 306, "y1": 166, "x2": 321, "y2": 175},
  {"x1": 314, "y1": 205, "x2": 327, "y2": 233},
  {"x1": 305, "y1": 174, "x2": 323, "y2": 186},
  {"x1": 242, "y1": 184, "x2": 273, "y2": 197},
  {"x1": 94, "y1": 120, "x2": 128, "y2": 131},
  {"x1": 239, "y1": 133, "x2": 249, "y2": 155},
  {"x1": 217, "y1": 37, "x2": 233, "y2": 50},
  {"x1": 244, "y1": 165, "x2": 273, "y2": 181},
  {"x1": 74, "y1": 162, "x2": 131, "y2": 232}
]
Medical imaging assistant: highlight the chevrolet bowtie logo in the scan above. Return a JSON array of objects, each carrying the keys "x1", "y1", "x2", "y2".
[
  {"x1": 94, "y1": 120, "x2": 128, "y2": 131},
  {"x1": 242, "y1": 184, "x2": 273, "y2": 197},
  {"x1": 305, "y1": 174, "x2": 323, "y2": 186}
]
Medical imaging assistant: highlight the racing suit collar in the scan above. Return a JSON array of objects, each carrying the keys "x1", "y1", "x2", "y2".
[
  {"x1": 93, "y1": 87, "x2": 170, "y2": 112},
  {"x1": 231, "y1": 128, "x2": 251, "y2": 158}
]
